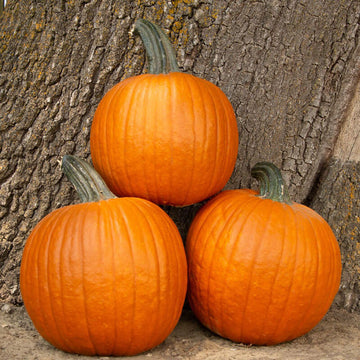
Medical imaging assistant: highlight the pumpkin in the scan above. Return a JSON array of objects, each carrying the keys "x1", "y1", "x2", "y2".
[
  {"x1": 20, "y1": 155, "x2": 187, "y2": 356},
  {"x1": 90, "y1": 19, "x2": 239, "y2": 206},
  {"x1": 186, "y1": 162, "x2": 341, "y2": 345}
]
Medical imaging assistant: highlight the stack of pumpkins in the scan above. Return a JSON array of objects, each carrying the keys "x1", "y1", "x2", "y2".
[{"x1": 20, "y1": 20, "x2": 342, "y2": 356}]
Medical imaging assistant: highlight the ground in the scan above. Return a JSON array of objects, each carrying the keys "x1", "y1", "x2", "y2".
[{"x1": 0, "y1": 305, "x2": 359, "y2": 360}]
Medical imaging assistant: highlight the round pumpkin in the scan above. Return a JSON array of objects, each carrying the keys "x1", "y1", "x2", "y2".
[
  {"x1": 186, "y1": 162, "x2": 341, "y2": 345},
  {"x1": 20, "y1": 155, "x2": 187, "y2": 356},
  {"x1": 90, "y1": 19, "x2": 239, "y2": 206}
]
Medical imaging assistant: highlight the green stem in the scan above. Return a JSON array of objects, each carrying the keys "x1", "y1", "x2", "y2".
[
  {"x1": 134, "y1": 19, "x2": 180, "y2": 74},
  {"x1": 61, "y1": 155, "x2": 116, "y2": 203},
  {"x1": 251, "y1": 162, "x2": 292, "y2": 204}
]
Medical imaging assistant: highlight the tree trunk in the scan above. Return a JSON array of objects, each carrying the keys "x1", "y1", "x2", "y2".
[
  {"x1": 0, "y1": 0, "x2": 359, "y2": 311},
  {"x1": 310, "y1": 81, "x2": 360, "y2": 312}
]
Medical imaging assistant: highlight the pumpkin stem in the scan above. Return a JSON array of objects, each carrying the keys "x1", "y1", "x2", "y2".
[
  {"x1": 61, "y1": 155, "x2": 116, "y2": 203},
  {"x1": 251, "y1": 162, "x2": 292, "y2": 204},
  {"x1": 134, "y1": 19, "x2": 180, "y2": 74}
]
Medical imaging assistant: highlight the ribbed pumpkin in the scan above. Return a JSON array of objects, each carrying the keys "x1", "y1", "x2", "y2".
[
  {"x1": 90, "y1": 19, "x2": 239, "y2": 206},
  {"x1": 20, "y1": 155, "x2": 187, "y2": 356},
  {"x1": 186, "y1": 162, "x2": 341, "y2": 345}
]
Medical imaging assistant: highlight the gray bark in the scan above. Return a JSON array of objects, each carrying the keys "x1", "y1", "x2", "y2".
[
  {"x1": 310, "y1": 81, "x2": 360, "y2": 312},
  {"x1": 0, "y1": 0, "x2": 359, "y2": 310}
]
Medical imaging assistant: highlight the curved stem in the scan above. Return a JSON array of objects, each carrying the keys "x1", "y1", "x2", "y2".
[
  {"x1": 251, "y1": 162, "x2": 292, "y2": 204},
  {"x1": 134, "y1": 19, "x2": 180, "y2": 74},
  {"x1": 62, "y1": 155, "x2": 116, "y2": 203}
]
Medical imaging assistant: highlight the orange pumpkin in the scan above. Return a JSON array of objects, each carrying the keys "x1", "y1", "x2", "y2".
[
  {"x1": 20, "y1": 155, "x2": 187, "y2": 356},
  {"x1": 186, "y1": 162, "x2": 341, "y2": 345},
  {"x1": 90, "y1": 19, "x2": 239, "y2": 206}
]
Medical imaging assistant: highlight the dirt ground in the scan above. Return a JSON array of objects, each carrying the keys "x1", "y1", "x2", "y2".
[{"x1": 0, "y1": 305, "x2": 359, "y2": 360}]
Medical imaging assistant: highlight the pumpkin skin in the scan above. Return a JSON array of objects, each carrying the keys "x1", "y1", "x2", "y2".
[
  {"x1": 20, "y1": 156, "x2": 187, "y2": 356},
  {"x1": 90, "y1": 72, "x2": 238, "y2": 206},
  {"x1": 186, "y1": 162, "x2": 342, "y2": 345},
  {"x1": 90, "y1": 20, "x2": 238, "y2": 206}
]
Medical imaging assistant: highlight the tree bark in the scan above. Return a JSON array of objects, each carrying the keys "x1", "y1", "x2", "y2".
[
  {"x1": 310, "y1": 80, "x2": 360, "y2": 312},
  {"x1": 0, "y1": 0, "x2": 359, "y2": 311}
]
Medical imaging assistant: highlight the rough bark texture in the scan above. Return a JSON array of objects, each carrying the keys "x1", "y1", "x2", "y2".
[
  {"x1": 311, "y1": 160, "x2": 360, "y2": 312},
  {"x1": 0, "y1": 0, "x2": 359, "y2": 311},
  {"x1": 310, "y1": 81, "x2": 360, "y2": 312}
]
